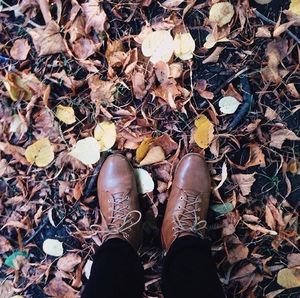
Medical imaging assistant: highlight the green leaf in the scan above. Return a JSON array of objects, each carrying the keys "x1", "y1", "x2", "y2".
[
  {"x1": 5, "y1": 251, "x2": 28, "y2": 269},
  {"x1": 210, "y1": 202, "x2": 234, "y2": 214}
]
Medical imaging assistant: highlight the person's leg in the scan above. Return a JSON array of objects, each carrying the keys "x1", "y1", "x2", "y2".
[
  {"x1": 82, "y1": 154, "x2": 144, "y2": 298},
  {"x1": 161, "y1": 153, "x2": 224, "y2": 298},
  {"x1": 162, "y1": 235, "x2": 224, "y2": 298},
  {"x1": 82, "y1": 238, "x2": 144, "y2": 298}
]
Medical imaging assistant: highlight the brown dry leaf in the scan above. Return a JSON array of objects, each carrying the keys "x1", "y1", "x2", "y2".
[
  {"x1": 28, "y1": 20, "x2": 66, "y2": 56},
  {"x1": 38, "y1": 0, "x2": 51, "y2": 24},
  {"x1": 10, "y1": 39, "x2": 31, "y2": 60},
  {"x1": 0, "y1": 159, "x2": 16, "y2": 177},
  {"x1": 82, "y1": 0, "x2": 106, "y2": 34},
  {"x1": 287, "y1": 254, "x2": 300, "y2": 268},
  {"x1": 136, "y1": 137, "x2": 153, "y2": 163},
  {"x1": 232, "y1": 173, "x2": 256, "y2": 196},
  {"x1": 256, "y1": 27, "x2": 271, "y2": 38},
  {"x1": 154, "y1": 61, "x2": 170, "y2": 84},
  {"x1": 132, "y1": 71, "x2": 147, "y2": 100},
  {"x1": 3, "y1": 72, "x2": 45, "y2": 102},
  {"x1": 155, "y1": 79, "x2": 181, "y2": 109},
  {"x1": 244, "y1": 222, "x2": 277, "y2": 235},
  {"x1": 203, "y1": 46, "x2": 224, "y2": 64},
  {"x1": 57, "y1": 253, "x2": 81, "y2": 272},
  {"x1": 140, "y1": 146, "x2": 165, "y2": 166},
  {"x1": 277, "y1": 268, "x2": 300, "y2": 289},
  {"x1": 0, "y1": 280, "x2": 14, "y2": 298},
  {"x1": 0, "y1": 142, "x2": 28, "y2": 166},
  {"x1": 72, "y1": 37, "x2": 97, "y2": 60},
  {"x1": 264, "y1": 39, "x2": 288, "y2": 83},
  {"x1": 227, "y1": 244, "x2": 249, "y2": 264},
  {"x1": 162, "y1": 0, "x2": 185, "y2": 8},
  {"x1": 0, "y1": 235, "x2": 12, "y2": 254},
  {"x1": 265, "y1": 107, "x2": 278, "y2": 121},
  {"x1": 88, "y1": 75, "x2": 116, "y2": 107},
  {"x1": 194, "y1": 115, "x2": 214, "y2": 149},
  {"x1": 44, "y1": 277, "x2": 78, "y2": 297},
  {"x1": 265, "y1": 204, "x2": 276, "y2": 230},
  {"x1": 270, "y1": 129, "x2": 300, "y2": 149},
  {"x1": 153, "y1": 135, "x2": 178, "y2": 155}
]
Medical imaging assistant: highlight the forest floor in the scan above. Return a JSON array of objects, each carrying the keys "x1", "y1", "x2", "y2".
[{"x1": 0, "y1": 0, "x2": 300, "y2": 297}]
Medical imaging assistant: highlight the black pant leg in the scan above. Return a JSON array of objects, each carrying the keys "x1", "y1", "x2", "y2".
[
  {"x1": 162, "y1": 235, "x2": 225, "y2": 298},
  {"x1": 82, "y1": 238, "x2": 144, "y2": 298}
]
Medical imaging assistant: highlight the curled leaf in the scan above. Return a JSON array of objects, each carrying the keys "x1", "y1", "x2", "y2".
[
  {"x1": 55, "y1": 105, "x2": 76, "y2": 125},
  {"x1": 136, "y1": 137, "x2": 153, "y2": 163},
  {"x1": 69, "y1": 137, "x2": 100, "y2": 165},
  {"x1": 25, "y1": 138, "x2": 54, "y2": 167},
  {"x1": 94, "y1": 121, "x2": 117, "y2": 152}
]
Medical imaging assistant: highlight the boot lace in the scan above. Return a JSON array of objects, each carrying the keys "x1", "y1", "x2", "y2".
[
  {"x1": 100, "y1": 191, "x2": 141, "y2": 241},
  {"x1": 173, "y1": 189, "x2": 207, "y2": 238}
]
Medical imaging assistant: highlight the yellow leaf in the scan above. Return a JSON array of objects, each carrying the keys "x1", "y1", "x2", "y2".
[
  {"x1": 289, "y1": 0, "x2": 300, "y2": 15},
  {"x1": 94, "y1": 121, "x2": 116, "y2": 152},
  {"x1": 277, "y1": 268, "x2": 300, "y2": 289},
  {"x1": 69, "y1": 137, "x2": 100, "y2": 165},
  {"x1": 136, "y1": 137, "x2": 153, "y2": 163},
  {"x1": 174, "y1": 32, "x2": 195, "y2": 61},
  {"x1": 139, "y1": 146, "x2": 165, "y2": 166},
  {"x1": 55, "y1": 105, "x2": 76, "y2": 124},
  {"x1": 25, "y1": 138, "x2": 54, "y2": 167},
  {"x1": 3, "y1": 73, "x2": 32, "y2": 101},
  {"x1": 194, "y1": 115, "x2": 214, "y2": 149},
  {"x1": 209, "y1": 2, "x2": 235, "y2": 27}
]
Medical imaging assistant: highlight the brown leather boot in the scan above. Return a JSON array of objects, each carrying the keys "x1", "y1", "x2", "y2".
[
  {"x1": 161, "y1": 153, "x2": 211, "y2": 251},
  {"x1": 97, "y1": 154, "x2": 142, "y2": 250}
]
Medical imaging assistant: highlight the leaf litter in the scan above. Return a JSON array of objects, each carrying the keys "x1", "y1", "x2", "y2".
[{"x1": 0, "y1": 0, "x2": 300, "y2": 297}]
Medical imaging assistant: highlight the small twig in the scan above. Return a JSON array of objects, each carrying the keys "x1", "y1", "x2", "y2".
[{"x1": 253, "y1": 9, "x2": 300, "y2": 44}]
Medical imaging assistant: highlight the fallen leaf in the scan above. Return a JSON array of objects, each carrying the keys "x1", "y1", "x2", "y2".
[
  {"x1": 10, "y1": 39, "x2": 31, "y2": 60},
  {"x1": 288, "y1": 254, "x2": 300, "y2": 268},
  {"x1": 169, "y1": 62, "x2": 183, "y2": 78},
  {"x1": 141, "y1": 30, "x2": 174, "y2": 63},
  {"x1": 203, "y1": 46, "x2": 224, "y2": 64},
  {"x1": 289, "y1": 0, "x2": 300, "y2": 15},
  {"x1": 88, "y1": 76, "x2": 116, "y2": 107},
  {"x1": 5, "y1": 251, "x2": 28, "y2": 269},
  {"x1": 153, "y1": 135, "x2": 178, "y2": 155},
  {"x1": 255, "y1": 0, "x2": 272, "y2": 4},
  {"x1": 270, "y1": 129, "x2": 300, "y2": 149},
  {"x1": 3, "y1": 72, "x2": 43, "y2": 102},
  {"x1": 139, "y1": 146, "x2": 165, "y2": 166},
  {"x1": 72, "y1": 37, "x2": 97, "y2": 60},
  {"x1": 134, "y1": 168, "x2": 155, "y2": 194},
  {"x1": 214, "y1": 162, "x2": 228, "y2": 191},
  {"x1": 162, "y1": 0, "x2": 185, "y2": 8},
  {"x1": 28, "y1": 20, "x2": 66, "y2": 56},
  {"x1": 265, "y1": 107, "x2": 278, "y2": 121},
  {"x1": 210, "y1": 202, "x2": 234, "y2": 214},
  {"x1": 232, "y1": 173, "x2": 256, "y2": 196},
  {"x1": 55, "y1": 105, "x2": 76, "y2": 125},
  {"x1": 84, "y1": 259, "x2": 93, "y2": 279},
  {"x1": 227, "y1": 244, "x2": 249, "y2": 264},
  {"x1": 203, "y1": 34, "x2": 229, "y2": 49},
  {"x1": 136, "y1": 137, "x2": 153, "y2": 163},
  {"x1": 244, "y1": 222, "x2": 277, "y2": 235},
  {"x1": 154, "y1": 61, "x2": 170, "y2": 84},
  {"x1": 9, "y1": 114, "x2": 28, "y2": 137},
  {"x1": 194, "y1": 115, "x2": 214, "y2": 149},
  {"x1": 57, "y1": 253, "x2": 81, "y2": 272},
  {"x1": 43, "y1": 239, "x2": 64, "y2": 257},
  {"x1": 44, "y1": 277, "x2": 77, "y2": 297},
  {"x1": 277, "y1": 268, "x2": 300, "y2": 289},
  {"x1": 209, "y1": 2, "x2": 235, "y2": 27},
  {"x1": 69, "y1": 137, "x2": 100, "y2": 165},
  {"x1": 25, "y1": 138, "x2": 54, "y2": 167},
  {"x1": 94, "y1": 121, "x2": 116, "y2": 152},
  {"x1": 219, "y1": 96, "x2": 241, "y2": 114},
  {"x1": 174, "y1": 32, "x2": 195, "y2": 60},
  {"x1": 0, "y1": 235, "x2": 12, "y2": 254},
  {"x1": 0, "y1": 280, "x2": 14, "y2": 298},
  {"x1": 82, "y1": 0, "x2": 107, "y2": 34}
]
